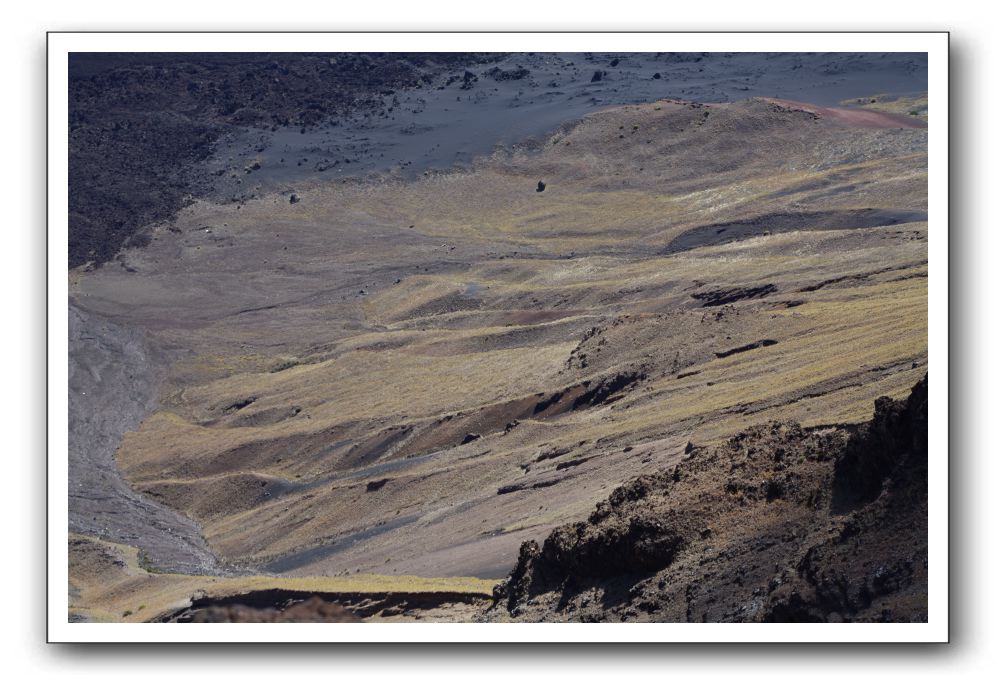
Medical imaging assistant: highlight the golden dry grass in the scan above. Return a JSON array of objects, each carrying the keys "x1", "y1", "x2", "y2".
[
  {"x1": 840, "y1": 92, "x2": 929, "y2": 121},
  {"x1": 69, "y1": 534, "x2": 496, "y2": 623}
]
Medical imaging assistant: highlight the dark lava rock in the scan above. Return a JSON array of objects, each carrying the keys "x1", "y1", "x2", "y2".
[
  {"x1": 366, "y1": 478, "x2": 390, "y2": 492},
  {"x1": 222, "y1": 397, "x2": 257, "y2": 413},
  {"x1": 652, "y1": 72, "x2": 662, "y2": 80},
  {"x1": 486, "y1": 66, "x2": 531, "y2": 81},
  {"x1": 67, "y1": 52, "x2": 494, "y2": 268},
  {"x1": 590, "y1": 70, "x2": 604, "y2": 83},
  {"x1": 692, "y1": 284, "x2": 779, "y2": 307},
  {"x1": 461, "y1": 433, "x2": 481, "y2": 445},
  {"x1": 536, "y1": 181, "x2": 546, "y2": 193},
  {"x1": 572, "y1": 371, "x2": 644, "y2": 410},
  {"x1": 289, "y1": 194, "x2": 300, "y2": 204},
  {"x1": 609, "y1": 58, "x2": 620, "y2": 67},
  {"x1": 177, "y1": 596, "x2": 361, "y2": 623},
  {"x1": 831, "y1": 375, "x2": 927, "y2": 512},
  {"x1": 714, "y1": 339, "x2": 778, "y2": 359},
  {"x1": 460, "y1": 70, "x2": 479, "y2": 90}
]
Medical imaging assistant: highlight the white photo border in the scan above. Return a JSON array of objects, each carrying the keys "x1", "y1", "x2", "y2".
[{"x1": 47, "y1": 31, "x2": 949, "y2": 643}]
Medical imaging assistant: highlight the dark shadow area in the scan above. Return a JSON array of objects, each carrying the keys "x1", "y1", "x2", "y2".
[{"x1": 662, "y1": 209, "x2": 928, "y2": 255}]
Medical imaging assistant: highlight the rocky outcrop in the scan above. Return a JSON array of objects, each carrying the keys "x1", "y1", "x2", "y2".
[
  {"x1": 179, "y1": 596, "x2": 361, "y2": 623},
  {"x1": 692, "y1": 284, "x2": 778, "y2": 307},
  {"x1": 159, "y1": 589, "x2": 491, "y2": 623},
  {"x1": 486, "y1": 66, "x2": 530, "y2": 81},
  {"x1": 831, "y1": 376, "x2": 927, "y2": 511},
  {"x1": 486, "y1": 376, "x2": 928, "y2": 622}
]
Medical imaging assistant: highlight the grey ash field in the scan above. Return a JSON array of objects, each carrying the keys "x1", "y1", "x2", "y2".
[{"x1": 67, "y1": 53, "x2": 929, "y2": 623}]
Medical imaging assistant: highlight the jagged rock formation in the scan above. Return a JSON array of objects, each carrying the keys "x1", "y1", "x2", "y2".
[{"x1": 485, "y1": 376, "x2": 927, "y2": 622}]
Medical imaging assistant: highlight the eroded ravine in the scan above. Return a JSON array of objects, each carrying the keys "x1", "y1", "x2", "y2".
[{"x1": 69, "y1": 303, "x2": 222, "y2": 575}]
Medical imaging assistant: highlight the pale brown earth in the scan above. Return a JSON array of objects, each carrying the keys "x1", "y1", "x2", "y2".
[{"x1": 68, "y1": 96, "x2": 927, "y2": 620}]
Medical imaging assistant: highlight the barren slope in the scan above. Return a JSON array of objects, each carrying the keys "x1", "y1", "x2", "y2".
[{"x1": 69, "y1": 96, "x2": 927, "y2": 612}]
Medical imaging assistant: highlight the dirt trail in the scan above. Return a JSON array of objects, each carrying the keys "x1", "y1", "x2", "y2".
[{"x1": 68, "y1": 303, "x2": 221, "y2": 575}]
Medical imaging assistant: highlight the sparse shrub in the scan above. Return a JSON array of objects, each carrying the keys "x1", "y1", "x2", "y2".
[{"x1": 137, "y1": 551, "x2": 164, "y2": 574}]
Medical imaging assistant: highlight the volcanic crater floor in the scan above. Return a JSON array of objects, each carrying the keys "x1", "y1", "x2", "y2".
[{"x1": 69, "y1": 94, "x2": 928, "y2": 622}]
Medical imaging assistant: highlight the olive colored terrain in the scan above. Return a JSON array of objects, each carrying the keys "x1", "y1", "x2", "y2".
[
  {"x1": 841, "y1": 93, "x2": 929, "y2": 121},
  {"x1": 69, "y1": 96, "x2": 927, "y2": 621}
]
